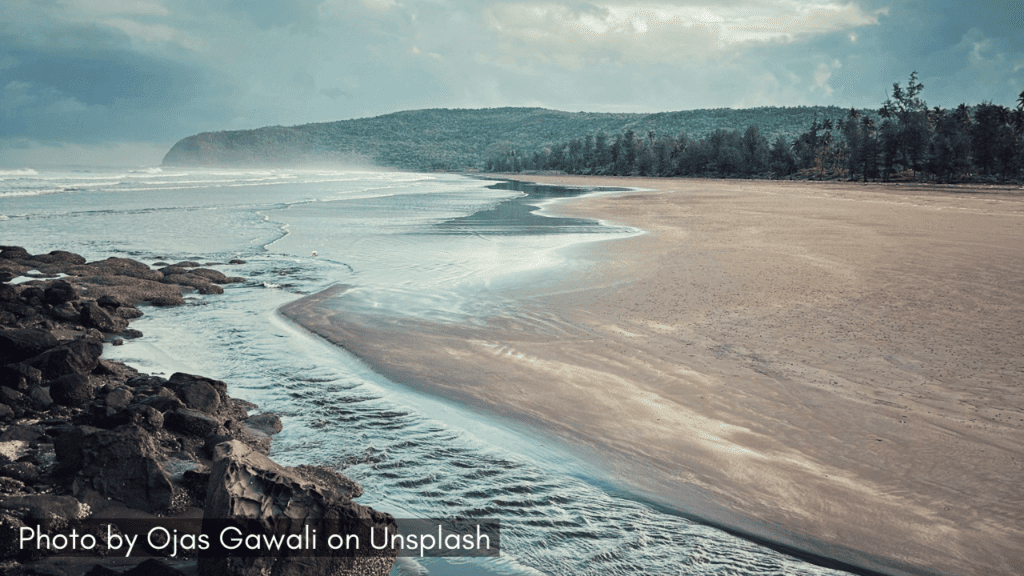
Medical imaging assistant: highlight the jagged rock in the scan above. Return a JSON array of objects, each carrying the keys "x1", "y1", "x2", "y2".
[
  {"x1": 48, "y1": 301, "x2": 80, "y2": 322},
  {"x1": 172, "y1": 261, "x2": 201, "y2": 268},
  {"x1": 199, "y1": 440, "x2": 397, "y2": 576},
  {"x1": 20, "y1": 286, "x2": 45, "y2": 304},
  {"x1": 95, "y1": 294, "x2": 123, "y2": 309},
  {"x1": 243, "y1": 413, "x2": 282, "y2": 435},
  {"x1": 24, "y1": 340, "x2": 102, "y2": 381},
  {"x1": 115, "y1": 306, "x2": 144, "y2": 320},
  {"x1": 1, "y1": 363, "x2": 43, "y2": 391},
  {"x1": 0, "y1": 425, "x2": 44, "y2": 443},
  {"x1": 150, "y1": 296, "x2": 184, "y2": 307},
  {"x1": 125, "y1": 375, "x2": 167, "y2": 389},
  {"x1": 136, "y1": 394, "x2": 185, "y2": 414},
  {"x1": 0, "y1": 461, "x2": 39, "y2": 483},
  {"x1": 48, "y1": 373, "x2": 94, "y2": 408},
  {"x1": 81, "y1": 301, "x2": 129, "y2": 334},
  {"x1": 166, "y1": 373, "x2": 232, "y2": 416},
  {"x1": 66, "y1": 426, "x2": 174, "y2": 513},
  {"x1": 0, "y1": 404, "x2": 13, "y2": 421},
  {"x1": 105, "y1": 387, "x2": 133, "y2": 410},
  {"x1": 52, "y1": 425, "x2": 100, "y2": 477},
  {"x1": 188, "y1": 268, "x2": 228, "y2": 283},
  {"x1": 128, "y1": 405, "x2": 163, "y2": 431},
  {"x1": 27, "y1": 386, "x2": 52, "y2": 409},
  {"x1": 0, "y1": 387, "x2": 25, "y2": 408},
  {"x1": 228, "y1": 259, "x2": 246, "y2": 265},
  {"x1": 43, "y1": 280, "x2": 77, "y2": 305},
  {"x1": 162, "y1": 273, "x2": 223, "y2": 295},
  {"x1": 164, "y1": 408, "x2": 222, "y2": 437},
  {"x1": 33, "y1": 250, "x2": 86, "y2": 266},
  {"x1": 0, "y1": 284, "x2": 19, "y2": 301},
  {"x1": 0, "y1": 329, "x2": 60, "y2": 365}
]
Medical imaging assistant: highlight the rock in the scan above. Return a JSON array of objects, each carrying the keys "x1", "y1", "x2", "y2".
[
  {"x1": 0, "y1": 387, "x2": 25, "y2": 408},
  {"x1": 122, "y1": 558, "x2": 188, "y2": 576},
  {"x1": 0, "y1": 247, "x2": 32, "y2": 261},
  {"x1": 115, "y1": 306, "x2": 144, "y2": 319},
  {"x1": 20, "y1": 286, "x2": 45, "y2": 304},
  {"x1": 228, "y1": 259, "x2": 246, "y2": 265},
  {"x1": 150, "y1": 296, "x2": 184, "y2": 307},
  {"x1": 81, "y1": 301, "x2": 129, "y2": 334},
  {"x1": 164, "y1": 408, "x2": 221, "y2": 437},
  {"x1": 128, "y1": 405, "x2": 163, "y2": 431},
  {"x1": 27, "y1": 386, "x2": 52, "y2": 409},
  {"x1": 243, "y1": 413, "x2": 282, "y2": 435},
  {"x1": 122, "y1": 329, "x2": 144, "y2": 339},
  {"x1": 48, "y1": 373, "x2": 94, "y2": 407},
  {"x1": 0, "y1": 425, "x2": 44, "y2": 442},
  {"x1": 43, "y1": 280, "x2": 78, "y2": 305},
  {"x1": 52, "y1": 425, "x2": 100, "y2": 477},
  {"x1": 172, "y1": 261, "x2": 201, "y2": 268},
  {"x1": 35, "y1": 250, "x2": 87, "y2": 266},
  {"x1": 0, "y1": 404, "x2": 13, "y2": 421},
  {"x1": 0, "y1": 329, "x2": 60, "y2": 365},
  {"x1": 24, "y1": 340, "x2": 103, "y2": 381},
  {"x1": 0, "y1": 495, "x2": 91, "y2": 525},
  {"x1": 86, "y1": 258, "x2": 163, "y2": 281},
  {"x1": 1, "y1": 363, "x2": 43, "y2": 391},
  {"x1": 104, "y1": 387, "x2": 133, "y2": 410},
  {"x1": 67, "y1": 426, "x2": 175, "y2": 513},
  {"x1": 95, "y1": 294, "x2": 124, "y2": 309},
  {"x1": 48, "y1": 301, "x2": 80, "y2": 322},
  {"x1": 199, "y1": 440, "x2": 397, "y2": 576},
  {"x1": 0, "y1": 461, "x2": 39, "y2": 483},
  {"x1": 135, "y1": 390, "x2": 185, "y2": 413},
  {"x1": 167, "y1": 373, "x2": 231, "y2": 415},
  {"x1": 187, "y1": 268, "x2": 228, "y2": 283}
]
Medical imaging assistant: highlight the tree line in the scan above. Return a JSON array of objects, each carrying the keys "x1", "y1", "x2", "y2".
[{"x1": 485, "y1": 73, "x2": 1024, "y2": 184}]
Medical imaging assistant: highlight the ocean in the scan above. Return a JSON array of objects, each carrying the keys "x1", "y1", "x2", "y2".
[{"x1": 0, "y1": 166, "x2": 854, "y2": 576}]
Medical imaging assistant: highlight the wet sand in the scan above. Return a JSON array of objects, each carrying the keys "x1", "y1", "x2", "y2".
[{"x1": 282, "y1": 176, "x2": 1024, "y2": 576}]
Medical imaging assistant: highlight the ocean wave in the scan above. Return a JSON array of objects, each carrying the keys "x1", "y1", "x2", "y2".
[{"x1": 0, "y1": 168, "x2": 39, "y2": 178}]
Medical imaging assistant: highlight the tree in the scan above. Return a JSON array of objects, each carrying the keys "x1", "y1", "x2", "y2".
[
  {"x1": 768, "y1": 136, "x2": 797, "y2": 177},
  {"x1": 880, "y1": 71, "x2": 930, "y2": 177}
]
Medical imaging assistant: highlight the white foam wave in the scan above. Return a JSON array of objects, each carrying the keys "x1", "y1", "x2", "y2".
[{"x1": 0, "y1": 168, "x2": 38, "y2": 178}]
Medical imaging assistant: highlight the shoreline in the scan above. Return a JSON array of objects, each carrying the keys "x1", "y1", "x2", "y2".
[{"x1": 281, "y1": 174, "x2": 1024, "y2": 576}]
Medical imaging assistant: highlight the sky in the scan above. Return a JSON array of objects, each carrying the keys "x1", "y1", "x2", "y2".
[{"x1": 1, "y1": 0, "x2": 1022, "y2": 167}]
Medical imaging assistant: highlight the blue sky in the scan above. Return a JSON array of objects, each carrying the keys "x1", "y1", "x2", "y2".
[{"x1": 2, "y1": 0, "x2": 1022, "y2": 166}]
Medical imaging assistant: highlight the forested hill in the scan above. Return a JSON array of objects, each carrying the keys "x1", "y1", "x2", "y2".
[{"x1": 161, "y1": 106, "x2": 860, "y2": 171}]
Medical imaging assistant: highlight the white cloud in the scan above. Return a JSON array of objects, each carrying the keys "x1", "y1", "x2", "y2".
[
  {"x1": 100, "y1": 17, "x2": 204, "y2": 50},
  {"x1": 59, "y1": 0, "x2": 170, "y2": 16}
]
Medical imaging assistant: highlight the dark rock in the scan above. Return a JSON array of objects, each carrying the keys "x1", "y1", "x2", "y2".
[
  {"x1": 0, "y1": 271, "x2": 13, "y2": 283},
  {"x1": 176, "y1": 380, "x2": 220, "y2": 414},
  {"x1": 52, "y1": 425, "x2": 100, "y2": 477},
  {"x1": 0, "y1": 425, "x2": 44, "y2": 442},
  {"x1": 0, "y1": 329, "x2": 60, "y2": 365},
  {"x1": 128, "y1": 405, "x2": 163, "y2": 431},
  {"x1": 123, "y1": 558, "x2": 188, "y2": 576},
  {"x1": 21, "y1": 286, "x2": 45, "y2": 304},
  {"x1": 0, "y1": 495, "x2": 91, "y2": 525},
  {"x1": 243, "y1": 413, "x2": 282, "y2": 435},
  {"x1": 0, "y1": 247, "x2": 31, "y2": 261},
  {"x1": 199, "y1": 440, "x2": 397, "y2": 576},
  {"x1": 136, "y1": 390, "x2": 185, "y2": 413},
  {"x1": 95, "y1": 294, "x2": 124, "y2": 309},
  {"x1": 115, "y1": 305, "x2": 143, "y2": 319},
  {"x1": 125, "y1": 375, "x2": 167, "y2": 389},
  {"x1": 0, "y1": 387, "x2": 25, "y2": 407},
  {"x1": 68, "y1": 426, "x2": 175, "y2": 513},
  {"x1": 187, "y1": 268, "x2": 228, "y2": 283},
  {"x1": 122, "y1": 329, "x2": 144, "y2": 339},
  {"x1": 172, "y1": 261, "x2": 201, "y2": 268},
  {"x1": 48, "y1": 373, "x2": 94, "y2": 407},
  {"x1": 226, "y1": 421, "x2": 270, "y2": 454},
  {"x1": 181, "y1": 469, "x2": 210, "y2": 504},
  {"x1": 0, "y1": 461, "x2": 39, "y2": 483},
  {"x1": 0, "y1": 476, "x2": 26, "y2": 494},
  {"x1": 1, "y1": 363, "x2": 43, "y2": 391},
  {"x1": 201, "y1": 435, "x2": 232, "y2": 459},
  {"x1": 48, "y1": 301, "x2": 80, "y2": 322},
  {"x1": 34, "y1": 250, "x2": 86, "y2": 266},
  {"x1": 27, "y1": 386, "x2": 52, "y2": 409},
  {"x1": 0, "y1": 404, "x2": 13, "y2": 420},
  {"x1": 24, "y1": 340, "x2": 102, "y2": 380},
  {"x1": 43, "y1": 280, "x2": 78, "y2": 305},
  {"x1": 0, "y1": 512, "x2": 27, "y2": 560},
  {"x1": 111, "y1": 338, "x2": 124, "y2": 346},
  {"x1": 84, "y1": 566, "x2": 120, "y2": 576},
  {"x1": 164, "y1": 408, "x2": 221, "y2": 437},
  {"x1": 105, "y1": 387, "x2": 133, "y2": 410},
  {"x1": 86, "y1": 258, "x2": 163, "y2": 281},
  {"x1": 228, "y1": 259, "x2": 246, "y2": 265},
  {"x1": 163, "y1": 273, "x2": 223, "y2": 295},
  {"x1": 150, "y1": 296, "x2": 184, "y2": 307},
  {"x1": 0, "y1": 283, "x2": 20, "y2": 301},
  {"x1": 81, "y1": 301, "x2": 129, "y2": 334}
]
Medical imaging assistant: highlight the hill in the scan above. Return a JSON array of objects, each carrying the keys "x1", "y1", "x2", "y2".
[{"x1": 161, "y1": 106, "x2": 863, "y2": 171}]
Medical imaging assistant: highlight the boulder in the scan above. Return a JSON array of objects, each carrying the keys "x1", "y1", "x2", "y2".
[
  {"x1": 164, "y1": 408, "x2": 221, "y2": 437},
  {"x1": 0, "y1": 461, "x2": 39, "y2": 483},
  {"x1": 243, "y1": 413, "x2": 282, "y2": 435},
  {"x1": 0, "y1": 329, "x2": 60, "y2": 365},
  {"x1": 81, "y1": 301, "x2": 129, "y2": 334},
  {"x1": 0, "y1": 494, "x2": 90, "y2": 525},
  {"x1": 43, "y1": 280, "x2": 78, "y2": 305},
  {"x1": 86, "y1": 258, "x2": 163, "y2": 281},
  {"x1": 67, "y1": 426, "x2": 175, "y2": 513},
  {"x1": 33, "y1": 250, "x2": 86, "y2": 266},
  {"x1": 24, "y1": 340, "x2": 102, "y2": 380},
  {"x1": 48, "y1": 301, "x2": 80, "y2": 322},
  {"x1": 199, "y1": 441, "x2": 397, "y2": 576},
  {"x1": 27, "y1": 386, "x2": 52, "y2": 409},
  {"x1": 1, "y1": 363, "x2": 43, "y2": 391},
  {"x1": 0, "y1": 246, "x2": 31, "y2": 261},
  {"x1": 48, "y1": 373, "x2": 94, "y2": 408},
  {"x1": 166, "y1": 373, "x2": 231, "y2": 416}
]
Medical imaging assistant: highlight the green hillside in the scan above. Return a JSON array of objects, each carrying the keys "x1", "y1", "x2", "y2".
[{"x1": 161, "y1": 106, "x2": 861, "y2": 171}]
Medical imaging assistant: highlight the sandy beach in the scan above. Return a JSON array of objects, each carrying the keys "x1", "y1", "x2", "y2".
[{"x1": 282, "y1": 175, "x2": 1024, "y2": 576}]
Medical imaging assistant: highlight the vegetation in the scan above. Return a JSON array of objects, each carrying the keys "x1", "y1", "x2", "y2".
[
  {"x1": 162, "y1": 106, "x2": 859, "y2": 171},
  {"x1": 487, "y1": 74, "x2": 1024, "y2": 184}
]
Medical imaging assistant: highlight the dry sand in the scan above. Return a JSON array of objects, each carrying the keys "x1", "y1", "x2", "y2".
[{"x1": 282, "y1": 176, "x2": 1024, "y2": 576}]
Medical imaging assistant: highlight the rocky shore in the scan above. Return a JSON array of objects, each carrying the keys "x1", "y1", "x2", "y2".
[{"x1": 0, "y1": 246, "x2": 397, "y2": 576}]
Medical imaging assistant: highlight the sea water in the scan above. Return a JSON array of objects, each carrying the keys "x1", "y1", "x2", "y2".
[{"x1": 0, "y1": 167, "x2": 854, "y2": 575}]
